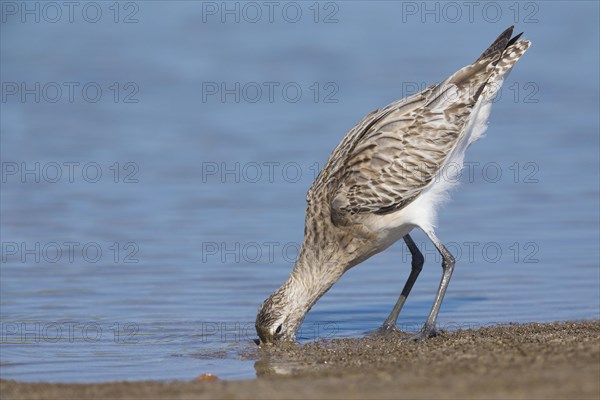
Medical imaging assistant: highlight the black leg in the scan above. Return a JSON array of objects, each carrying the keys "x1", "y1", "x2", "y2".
[{"x1": 382, "y1": 234, "x2": 424, "y2": 331}]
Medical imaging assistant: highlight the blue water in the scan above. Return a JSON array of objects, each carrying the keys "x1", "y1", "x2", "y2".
[{"x1": 1, "y1": 1, "x2": 599, "y2": 382}]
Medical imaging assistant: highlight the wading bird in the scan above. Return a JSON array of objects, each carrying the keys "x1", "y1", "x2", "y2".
[{"x1": 256, "y1": 26, "x2": 530, "y2": 344}]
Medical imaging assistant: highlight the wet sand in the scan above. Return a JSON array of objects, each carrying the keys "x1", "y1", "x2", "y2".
[{"x1": 2, "y1": 321, "x2": 599, "y2": 400}]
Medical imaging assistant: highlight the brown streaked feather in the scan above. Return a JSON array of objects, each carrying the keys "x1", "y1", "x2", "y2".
[{"x1": 306, "y1": 87, "x2": 436, "y2": 203}]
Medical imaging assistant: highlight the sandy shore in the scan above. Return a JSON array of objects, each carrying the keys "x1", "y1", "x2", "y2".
[{"x1": 2, "y1": 321, "x2": 599, "y2": 400}]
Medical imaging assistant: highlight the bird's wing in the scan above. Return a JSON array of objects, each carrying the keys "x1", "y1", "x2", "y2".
[
  {"x1": 318, "y1": 26, "x2": 528, "y2": 221},
  {"x1": 328, "y1": 82, "x2": 469, "y2": 218}
]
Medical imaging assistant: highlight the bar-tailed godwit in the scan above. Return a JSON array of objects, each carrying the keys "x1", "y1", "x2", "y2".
[{"x1": 257, "y1": 26, "x2": 531, "y2": 344}]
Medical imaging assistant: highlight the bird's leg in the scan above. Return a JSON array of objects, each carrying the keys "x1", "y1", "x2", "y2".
[
  {"x1": 381, "y1": 234, "x2": 424, "y2": 332},
  {"x1": 410, "y1": 230, "x2": 455, "y2": 341}
]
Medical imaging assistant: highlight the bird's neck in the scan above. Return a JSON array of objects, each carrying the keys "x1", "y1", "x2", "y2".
[{"x1": 282, "y1": 248, "x2": 346, "y2": 318}]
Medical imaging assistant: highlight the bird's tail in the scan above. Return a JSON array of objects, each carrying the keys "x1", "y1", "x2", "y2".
[
  {"x1": 475, "y1": 25, "x2": 519, "y2": 64},
  {"x1": 427, "y1": 26, "x2": 531, "y2": 110},
  {"x1": 478, "y1": 26, "x2": 531, "y2": 100}
]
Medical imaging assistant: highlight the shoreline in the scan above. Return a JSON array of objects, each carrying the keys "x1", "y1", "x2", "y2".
[{"x1": 2, "y1": 320, "x2": 599, "y2": 399}]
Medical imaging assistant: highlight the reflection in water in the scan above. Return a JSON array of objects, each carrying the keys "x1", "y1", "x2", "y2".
[
  {"x1": 251, "y1": 341, "x2": 315, "y2": 378},
  {"x1": 254, "y1": 358, "x2": 299, "y2": 378}
]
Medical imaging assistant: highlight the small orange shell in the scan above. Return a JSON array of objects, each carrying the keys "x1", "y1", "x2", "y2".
[{"x1": 196, "y1": 373, "x2": 219, "y2": 382}]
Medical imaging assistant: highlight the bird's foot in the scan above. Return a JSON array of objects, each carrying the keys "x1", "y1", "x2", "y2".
[
  {"x1": 408, "y1": 325, "x2": 440, "y2": 342},
  {"x1": 372, "y1": 322, "x2": 403, "y2": 337}
]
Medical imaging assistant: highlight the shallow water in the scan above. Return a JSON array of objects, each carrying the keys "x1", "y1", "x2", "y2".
[{"x1": 1, "y1": 1, "x2": 599, "y2": 382}]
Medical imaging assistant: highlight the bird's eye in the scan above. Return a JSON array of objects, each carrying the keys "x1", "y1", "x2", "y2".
[{"x1": 275, "y1": 324, "x2": 282, "y2": 334}]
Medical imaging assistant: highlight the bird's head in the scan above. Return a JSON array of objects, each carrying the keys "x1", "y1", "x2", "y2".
[
  {"x1": 255, "y1": 240, "x2": 347, "y2": 346},
  {"x1": 255, "y1": 286, "x2": 306, "y2": 345}
]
